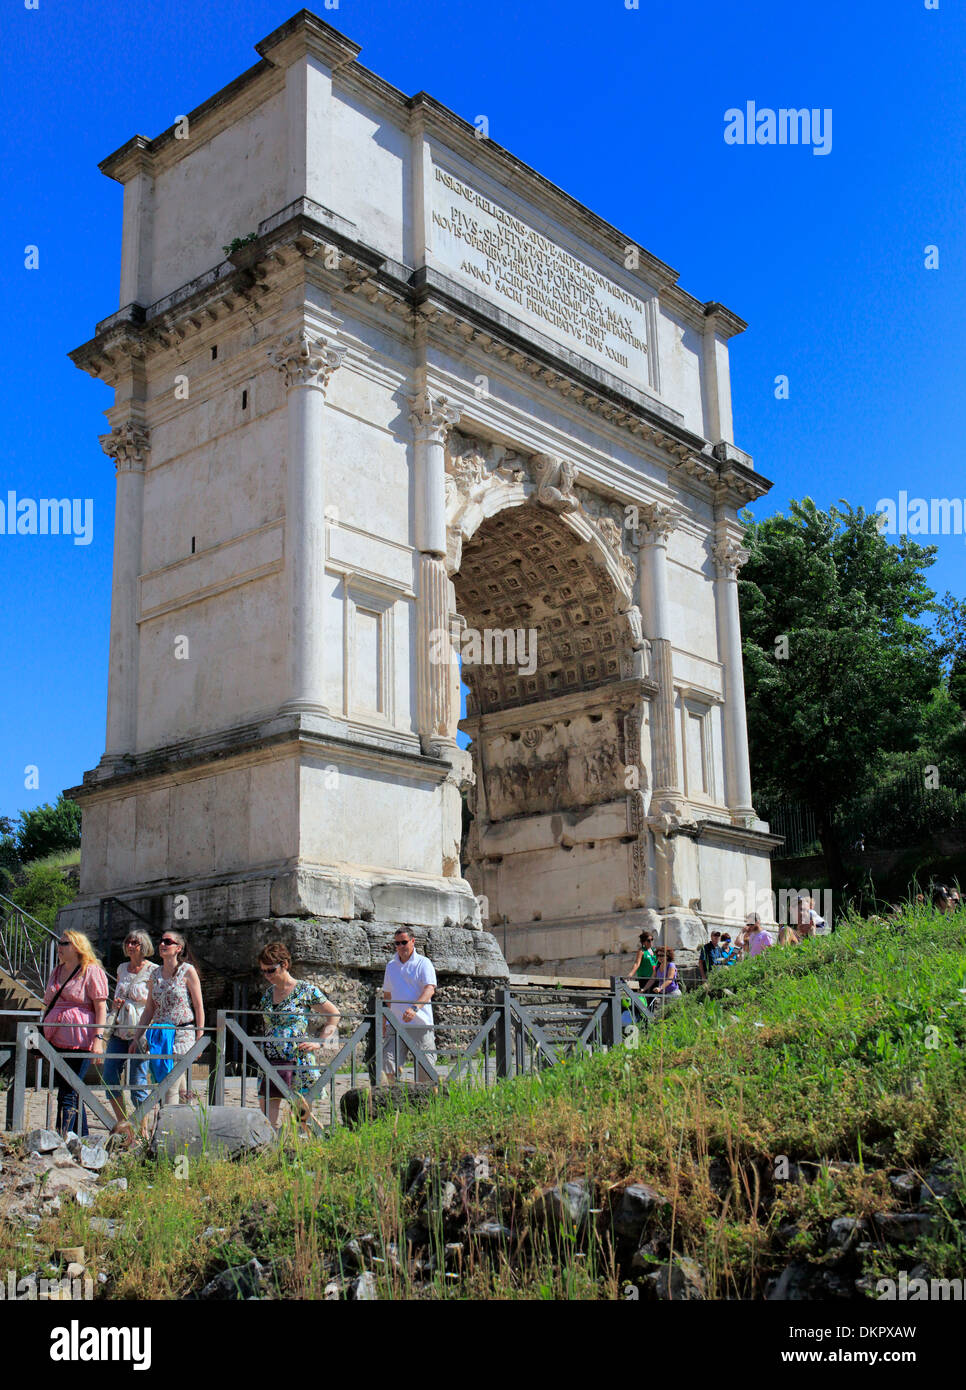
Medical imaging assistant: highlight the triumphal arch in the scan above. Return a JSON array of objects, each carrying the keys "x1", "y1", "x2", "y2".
[{"x1": 63, "y1": 11, "x2": 777, "y2": 985}]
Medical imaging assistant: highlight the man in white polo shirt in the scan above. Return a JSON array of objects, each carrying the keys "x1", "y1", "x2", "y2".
[{"x1": 382, "y1": 927, "x2": 437, "y2": 1085}]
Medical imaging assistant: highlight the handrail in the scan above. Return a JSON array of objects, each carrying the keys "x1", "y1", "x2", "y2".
[
  {"x1": 3, "y1": 980, "x2": 649, "y2": 1134},
  {"x1": 99, "y1": 895, "x2": 155, "y2": 930},
  {"x1": 0, "y1": 891, "x2": 62, "y2": 944},
  {"x1": 0, "y1": 891, "x2": 116, "y2": 995},
  {"x1": 0, "y1": 893, "x2": 61, "y2": 1000}
]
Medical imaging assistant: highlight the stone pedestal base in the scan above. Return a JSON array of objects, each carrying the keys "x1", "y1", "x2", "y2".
[
  {"x1": 269, "y1": 868, "x2": 482, "y2": 929},
  {"x1": 199, "y1": 915, "x2": 509, "y2": 1019},
  {"x1": 658, "y1": 912, "x2": 708, "y2": 951}
]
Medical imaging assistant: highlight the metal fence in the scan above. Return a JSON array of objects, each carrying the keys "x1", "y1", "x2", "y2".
[
  {"x1": 4, "y1": 1018, "x2": 211, "y2": 1134},
  {"x1": 759, "y1": 768, "x2": 966, "y2": 859},
  {"x1": 1, "y1": 981, "x2": 655, "y2": 1137}
]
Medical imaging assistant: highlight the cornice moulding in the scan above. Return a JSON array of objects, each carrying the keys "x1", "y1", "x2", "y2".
[
  {"x1": 99, "y1": 61, "x2": 282, "y2": 182},
  {"x1": 67, "y1": 201, "x2": 771, "y2": 503},
  {"x1": 71, "y1": 714, "x2": 446, "y2": 801},
  {"x1": 415, "y1": 98, "x2": 681, "y2": 297},
  {"x1": 695, "y1": 819, "x2": 785, "y2": 850},
  {"x1": 460, "y1": 677, "x2": 658, "y2": 739},
  {"x1": 704, "y1": 301, "x2": 748, "y2": 340},
  {"x1": 255, "y1": 10, "x2": 362, "y2": 70}
]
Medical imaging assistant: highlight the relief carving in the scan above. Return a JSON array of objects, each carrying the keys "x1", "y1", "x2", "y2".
[
  {"x1": 444, "y1": 432, "x2": 530, "y2": 541},
  {"x1": 626, "y1": 788, "x2": 649, "y2": 906},
  {"x1": 482, "y1": 707, "x2": 630, "y2": 820},
  {"x1": 531, "y1": 453, "x2": 580, "y2": 513},
  {"x1": 595, "y1": 515, "x2": 638, "y2": 585}
]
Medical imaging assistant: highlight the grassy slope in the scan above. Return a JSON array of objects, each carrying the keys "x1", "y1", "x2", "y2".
[{"x1": 4, "y1": 907, "x2": 965, "y2": 1300}]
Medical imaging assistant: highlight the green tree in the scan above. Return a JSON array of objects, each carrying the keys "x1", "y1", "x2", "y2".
[
  {"x1": 739, "y1": 498, "x2": 942, "y2": 889},
  {"x1": 15, "y1": 794, "x2": 82, "y2": 864},
  {"x1": 950, "y1": 654, "x2": 966, "y2": 714},
  {"x1": 936, "y1": 592, "x2": 966, "y2": 712},
  {"x1": 11, "y1": 862, "x2": 77, "y2": 929},
  {"x1": 0, "y1": 815, "x2": 18, "y2": 885}
]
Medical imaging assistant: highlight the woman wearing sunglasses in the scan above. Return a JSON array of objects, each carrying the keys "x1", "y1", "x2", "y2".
[
  {"x1": 129, "y1": 929, "x2": 204, "y2": 1108},
  {"x1": 257, "y1": 941, "x2": 340, "y2": 1131},
  {"x1": 41, "y1": 931, "x2": 109, "y2": 1137}
]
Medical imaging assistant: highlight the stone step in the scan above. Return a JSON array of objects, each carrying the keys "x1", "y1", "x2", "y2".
[
  {"x1": 0, "y1": 966, "x2": 42, "y2": 1012},
  {"x1": 0, "y1": 967, "x2": 42, "y2": 1075}
]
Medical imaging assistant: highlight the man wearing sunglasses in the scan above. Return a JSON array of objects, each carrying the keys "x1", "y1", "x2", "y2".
[{"x1": 382, "y1": 928, "x2": 437, "y2": 1086}]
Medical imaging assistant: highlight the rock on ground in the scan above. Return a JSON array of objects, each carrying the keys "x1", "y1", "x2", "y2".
[
  {"x1": 200, "y1": 1257, "x2": 276, "y2": 1300},
  {"x1": 340, "y1": 1084, "x2": 439, "y2": 1129},
  {"x1": 644, "y1": 1256, "x2": 706, "y2": 1301},
  {"x1": 611, "y1": 1183, "x2": 664, "y2": 1242},
  {"x1": 150, "y1": 1106, "x2": 274, "y2": 1159}
]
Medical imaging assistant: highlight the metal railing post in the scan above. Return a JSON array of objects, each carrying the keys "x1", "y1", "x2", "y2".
[
  {"x1": 213, "y1": 1011, "x2": 226, "y2": 1107},
  {"x1": 362, "y1": 986, "x2": 376, "y2": 1087},
  {"x1": 608, "y1": 977, "x2": 623, "y2": 1049},
  {"x1": 496, "y1": 990, "x2": 513, "y2": 1079},
  {"x1": 374, "y1": 993, "x2": 384, "y2": 1085},
  {"x1": 45, "y1": 1053, "x2": 54, "y2": 1131},
  {"x1": 12, "y1": 1021, "x2": 30, "y2": 1131}
]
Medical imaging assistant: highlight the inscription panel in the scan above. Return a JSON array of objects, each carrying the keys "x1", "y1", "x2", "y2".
[{"x1": 431, "y1": 165, "x2": 653, "y2": 391}]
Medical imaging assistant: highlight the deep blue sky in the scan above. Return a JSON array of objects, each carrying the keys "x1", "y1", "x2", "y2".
[{"x1": 2, "y1": 0, "x2": 964, "y2": 822}]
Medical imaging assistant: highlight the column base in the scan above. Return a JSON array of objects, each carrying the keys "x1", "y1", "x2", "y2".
[
  {"x1": 648, "y1": 793, "x2": 690, "y2": 823},
  {"x1": 95, "y1": 751, "x2": 136, "y2": 780},
  {"x1": 278, "y1": 699, "x2": 331, "y2": 718},
  {"x1": 420, "y1": 734, "x2": 460, "y2": 759}
]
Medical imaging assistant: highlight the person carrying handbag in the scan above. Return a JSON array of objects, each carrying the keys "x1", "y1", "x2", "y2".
[
  {"x1": 101, "y1": 929, "x2": 158, "y2": 1134},
  {"x1": 42, "y1": 931, "x2": 109, "y2": 1138}
]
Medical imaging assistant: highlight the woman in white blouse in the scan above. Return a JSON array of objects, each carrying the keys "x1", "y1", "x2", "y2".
[{"x1": 102, "y1": 929, "x2": 158, "y2": 1132}]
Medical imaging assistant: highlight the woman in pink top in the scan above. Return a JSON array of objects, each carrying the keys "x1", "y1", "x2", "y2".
[{"x1": 42, "y1": 931, "x2": 109, "y2": 1137}]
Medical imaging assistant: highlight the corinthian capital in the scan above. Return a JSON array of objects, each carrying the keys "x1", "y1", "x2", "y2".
[
  {"x1": 409, "y1": 390, "x2": 461, "y2": 442},
  {"x1": 99, "y1": 421, "x2": 150, "y2": 474},
  {"x1": 711, "y1": 537, "x2": 750, "y2": 579},
  {"x1": 269, "y1": 328, "x2": 345, "y2": 391},
  {"x1": 634, "y1": 502, "x2": 680, "y2": 545}
]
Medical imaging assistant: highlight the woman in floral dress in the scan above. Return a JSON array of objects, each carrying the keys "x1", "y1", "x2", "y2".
[
  {"x1": 257, "y1": 941, "x2": 340, "y2": 1130},
  {"x1": 129, "y1": 930, "x2": 204, "y2": 1107}
]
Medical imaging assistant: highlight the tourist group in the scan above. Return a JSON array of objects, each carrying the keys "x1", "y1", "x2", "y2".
[{"x1": 38, "y1": 926, "x2": 432, "y2": 1140}]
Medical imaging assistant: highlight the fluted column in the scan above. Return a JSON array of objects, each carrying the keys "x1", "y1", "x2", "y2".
[
  {"x1": 635, "y1": 503, "x2": 683, "y2": 814},
  {"x1": 100, "y1": 420, "x2": 150, "y2": 760},
  {"x1": 712, "y1": 532, "x2": 755, "y2": 823},
  {"x1": 410, "y1": 390, "x2": 460, "y2": 754},
  {"x1": 269, "y1": 328, "x2": 345, "y2": 716}
]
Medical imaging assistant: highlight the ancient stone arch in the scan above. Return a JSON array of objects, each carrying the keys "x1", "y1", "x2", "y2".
[{"x1": 60, "y1": 11, "x2": 779, "y2": 992}]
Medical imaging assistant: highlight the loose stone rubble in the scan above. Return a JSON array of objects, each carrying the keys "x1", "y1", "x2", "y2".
[{"x1": 1, "y1": 1123, "x2": 962, "y2": 1300}]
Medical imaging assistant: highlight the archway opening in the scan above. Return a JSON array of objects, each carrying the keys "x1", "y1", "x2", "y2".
[{"x1": 453, "y1": 503, "x2": 647, "y2": 975}]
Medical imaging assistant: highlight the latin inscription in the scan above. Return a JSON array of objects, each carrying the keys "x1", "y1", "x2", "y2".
[{"x1": 431, "y1": 167, "x2": 651, "y2": 386}]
